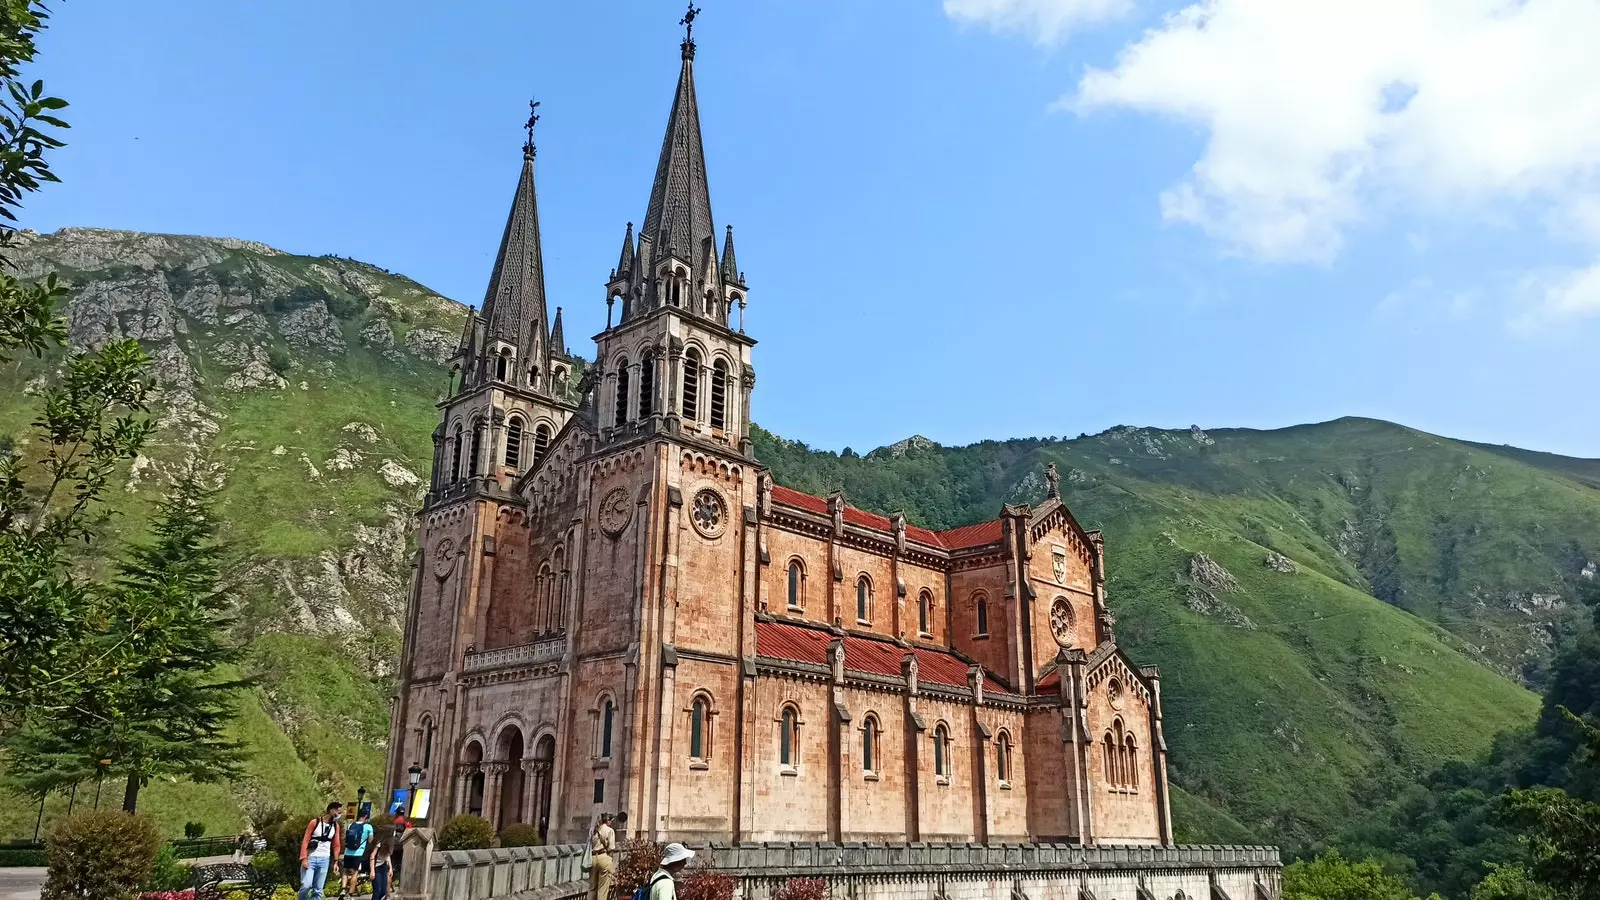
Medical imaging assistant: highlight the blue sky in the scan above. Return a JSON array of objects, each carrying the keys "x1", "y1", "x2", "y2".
[{"x1": 24, "y1": 1, "x2": 1600, "y2": 458}]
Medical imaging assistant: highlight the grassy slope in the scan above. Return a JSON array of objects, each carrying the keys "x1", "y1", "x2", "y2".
[
  {"x1": 0, "y1": 230, "x2": 466, "y2": 838},
  {"x1": 752, "y1": 419, "x2": 1600, "y2": 847}
]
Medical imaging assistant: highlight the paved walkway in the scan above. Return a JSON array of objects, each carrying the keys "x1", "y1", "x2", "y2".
[{"x1": 0, "y1": 867, "x2": 44, "y2": 900}]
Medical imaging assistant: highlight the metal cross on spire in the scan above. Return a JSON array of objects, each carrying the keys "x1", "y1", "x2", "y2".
[
  {"x1": 523, "y1": 99, "x2": 541, "y2": 158},
  {"x1": 680, "y1": 2, "x2": 701, "y2": 43}
]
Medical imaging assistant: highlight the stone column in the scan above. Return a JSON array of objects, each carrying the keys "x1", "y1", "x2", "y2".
[
  {"x1": 394, "y1": 827, "x2": 436, "y2": 900},
  {"x1": 484, "y1": 761, "x2": 509, "y2": 826}
]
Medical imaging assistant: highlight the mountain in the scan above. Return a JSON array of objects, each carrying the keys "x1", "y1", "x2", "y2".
[{"x1": 2, "y1": 229, "x2": 1596, "y2": 852}]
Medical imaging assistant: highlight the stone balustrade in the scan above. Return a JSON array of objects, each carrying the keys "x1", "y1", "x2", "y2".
[
  {"x1": 398, "y1": 830, "x2": 1282, "y2": 900},
  {"x1": 462, "y1": 637, "x2": 567, "y2": 674}
]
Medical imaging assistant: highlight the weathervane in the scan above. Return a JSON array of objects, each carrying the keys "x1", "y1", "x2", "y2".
[
  {"x1": 680, "y1": 2, "x2": 701, "y2": 43},
  {"x1": 523, "y1": 99, "x2": 541, "y2": 157}
]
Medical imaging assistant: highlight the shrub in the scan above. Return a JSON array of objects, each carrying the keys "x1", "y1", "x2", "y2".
[
  {"x1": 42, "y1": 810, "x2": 162, "y2": 900},
  {"x1": 0, "y1": 848, "x2": 46, "y2": 866},
  {"x1": 142, "y1": 845, "x2": 191, "y2": 892},
  {"x1": 773, "y1": 879, "x2": 829, "y2": 900},
  {"x1": 679, "y1": 868, "x2": 735, "y2": 900},
  {"x1": 326, "y1": 292, "x2": 369, "y2": 320},
  {"x1": 497, "y1": 823, "x2": 542, "y2": 848},
  {"x1": 613, "y1": 839, "x2": 664, "y2": 900},
  {"x1": 182, "y1": 822, "x2": 206, "y2": 839},
  {"x1": 272, "y1": 285, "x2": 332, "y2": 312},
  {"x1": 436, "y1": 814, "x2": 495, "y2": 851},
  {"x1": 250, "y1": 851, "x2": 281, "y2": 879},
  {"x1": 139, "y1": 891, "x2": 195, "y2": 900},
  {"x1": 266, "y1": 347, "x2": 293, "y2": 376}
]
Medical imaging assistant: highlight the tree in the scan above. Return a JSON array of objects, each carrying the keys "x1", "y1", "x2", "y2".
[
  {"x1": 1283, "y1": 851, "x2": 1427, "y2": 900},
  {"x1": 0, "y1": 1, "x2": 154, "y2": 725},
  {"x1": 1497, "y1": 712, "x2": 1600, "y2": 900},
  {"x1": 5, "y1": 467, "x2": 248, "y2": 810}
]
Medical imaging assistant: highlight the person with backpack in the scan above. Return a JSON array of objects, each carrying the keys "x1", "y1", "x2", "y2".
[
  {"x1": 637, "y1": 843, "x2": 694, "y2": 900},
  {"x1": 298, "y1": 802, "x2": 345, "y2": 900},
  {"x1": 338, "y1": 810, "x2": 374, "y2": 897}
]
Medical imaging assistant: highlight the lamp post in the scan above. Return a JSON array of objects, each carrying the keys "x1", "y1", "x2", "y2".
[
  {"x1": 357, "y1": 785, "x2": 367, "y2": 815},
  {"x1": 407, "y1": 763, "x2": 423, "y2": 824}
]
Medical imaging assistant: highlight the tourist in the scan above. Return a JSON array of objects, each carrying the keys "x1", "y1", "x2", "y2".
[
  {"x1": 391, "y1": 815, "x2": 409, "y2": 880},
  {"x1": 339, "y1": 809, "x2": 374, "y2": 897},
  {"x1": 369, "y1": 836, "x2": 395, "y2": 900},
  {"x1": 588, "y1": 812, "x2": 616, "y2": 900},
  {"x1": 645, "y1": 843, "x2": 694, "y2": 900},
  {"x1": 297, "y1": 802, "x2": 344, "y2": 900},
  {"x1": 232, "y1": 829, "x2": 254, "y2": 863}
]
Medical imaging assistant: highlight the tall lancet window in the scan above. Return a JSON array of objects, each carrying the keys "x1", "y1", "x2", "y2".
[
  {"x1": 504, "y1": 417, "x2": 524, "y2": 470},
  {"x1": 639, "y1": 354, "x2": 655, "y2": 418},
  {"x1": 469, "y1": 419, "x2": 485, "y2": 477},
  {"x1": 450, "y1": 424, "x2": 464, "y2": 481},
  {"x1": 614, "y1": 357, "x2": 631, "y2": 426},
  {"x1": 682, "y1": 348, "x2": 702, "y2": 422},
  {"x1": 495, "y1": 349, "x2": 512, "y2": 382},
  {"x1": 533, "y1": 423, "x2": 552, "y2": 468},
  {"x1": 710, "y1": 359, "x2": 728, "y2": 430}
]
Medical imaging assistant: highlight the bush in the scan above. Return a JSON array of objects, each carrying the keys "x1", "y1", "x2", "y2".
[
  {"x1": 326, "y1": 292, "x2": 369, "y2": 320},
  {"x1": 250, "y1": 851, "x2": 281, "y2": 878},
  {"x1": 266, "y1": 347, "x2": 293, "y2": 376},
  {"x1": 272, "y1": 285, "x2": 332, "y2": 312},
  {"x1": 773, "y1": 879, "x2": 829, "y2": 900},
  {"x1": 436, "y1": 814, "x2": 495, "y2": 851},
  {"x1": 679, "y1": 868, "x2": 736, "y2": 900},
  {"x1": 496, "y1": 823, "x2": 541, "y2": 848},
  {"x1": 143, "y1": 845, "x2": 191, "y2": 892},
  {"x1": 613, "y1": 839, "x2": 664, "y2": 900},
  {"x1": 42, "y1": 810, "x2": 162, "y2": 900},
  {"x1": 0, "y1": 848, "x2": 46, "y2": 866},
  {"x1": 182, "y1": 822, "x2": 206, "y2": 839},
  {"x1": 139, "y1": 891, "x2": 195, "y2": 900}
]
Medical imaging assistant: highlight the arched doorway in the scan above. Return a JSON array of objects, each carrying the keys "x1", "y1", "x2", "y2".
[
  {"x1": 532, "y1": 735, "x2": 555, "y2": 841},
  {"x1": 497, "y1": 728, "x2": 525, "y2": 831},
  {"x1": 463, "y1": 742, "x2": 485, "y2": 817}
]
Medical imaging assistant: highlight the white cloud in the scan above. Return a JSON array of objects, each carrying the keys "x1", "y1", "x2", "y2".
[
  {"x1": 1064, "y1": 0, "x2": 1600, "y2": 322},
  {"x1": 943, "y1": 0, "x2": 1132, "y2": 44}
]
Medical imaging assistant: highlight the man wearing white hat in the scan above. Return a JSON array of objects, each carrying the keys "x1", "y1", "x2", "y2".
[{"x1": 643, "y1": 843, "x2": 696, "y2": 900}]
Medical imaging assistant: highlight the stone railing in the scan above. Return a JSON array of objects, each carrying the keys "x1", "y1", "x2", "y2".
[
  {"x1": 462, "y1": 636, "x2": 566, "y2": 674},
  {"x1": 396, "y1": 832, "x2": 1282, "y2": 900}
]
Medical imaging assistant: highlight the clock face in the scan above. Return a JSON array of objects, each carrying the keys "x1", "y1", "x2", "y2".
[
  {"x1": 599, "y1": 487, "x2": 632, "y2": 537},
  {"x1": 1050, "y1": 597, "x2": 1075, "y2": 647},
  {"x1": 431, "y1": 539, "x2": 455, "y2": 577}
]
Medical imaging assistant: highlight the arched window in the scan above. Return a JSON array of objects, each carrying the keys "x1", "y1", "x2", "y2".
[
  {"x1": 601, "y1": 699, "x2": 615, "y2": 759},
  {"x1": 469, "y1": 419, "x2": 485, "y2": 476},
  {"x1": 638, "y1": 354, "x2": 654, "y2": 418},
  {"x1": 421, "y1": 717, "x2": 435, "y2": 769},
  {"x1": 533, "y1": 423, "x2": 552, "y2": 468},
  {"x1": 861, "y1": 714, "x2": 880, "y2": 776},
  {"x1": 504, "y1": 417, "x2": 524, "y2": 470},
  {"x1": 682, "y1": 348, "x2": 701, "y2": 422},
  {"x1": 779, "y1": 705, "x2": 799, "y2": 768},
  {"x1": 918, "y1": 589, "x2": 933, "y2": 636},
  {"x1": 495, "y1": 349, "x2": 511, "y2": 382},
  {"x1": 933, "y1": 724, "x2": 950, "y2": 779},
  {"x1": 856, "y1": 576, "x2": 871, "y2": 623},
  {"x1": 668, "y1": 272, "x2": 683, "y2": 307},
  {"x1": 613, "y1": 358, "x2": 630, "y2": 426},
  {"x1": 976, "y1": 593, "x2": 989, "y2": 636},
  {"x1": 1102, "y1": 731, "x2": 1116, "y2": 784},
  {"x1": 450, "y1": 424, "x2": 463, "y2": 481},
  {"x1": 1124, "y1": 734, "x2": 1139, "y2": 790},
  {"x1": 996, "y1": 731, "x2": 1012, "y2": 785},
  {"x1": 690, "y1": 695, "x2": 709, "y2": 760},
  {"x1": 710, "y1": 359, "x2": 728, "y2": 430},
  {"x1": 786, "y1": 560, "x2": 804, "y2": 610}
]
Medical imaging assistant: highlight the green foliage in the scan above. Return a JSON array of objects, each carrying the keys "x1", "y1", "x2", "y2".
[
  {"x1": 1467, "y1": 865, "x2": 1556, "y2": 900},
  {"x1": 142, "y1": 843, "x2": 191, "y2": 892},
  {"x1": 41, "y1": 810, "x2": 161, "y2": 900},
  {"x1": 0, "y1": 847, "x2": 45, "y2": 866},
  {"x1": 5, "y1": 468, "x2": 248, "y2": 811},
  {"x1": 326, "y1": 292, "x2": 369, "y2": 320},
  {"x1": 1499, "y1": 785, "x2": 1600, "y2": 899},
  {"x1": 266, "y1": 346, "x2": 292, "y2": 376},
  {"x1": 496, "y1": 822, "x2": 541, "y2": 848},
  {"x1": 250, "y1": 850, "x2": 283, "y2": 881},
  {"x1": 1283, "y1": 851, "x2": 1430, "y2": 900},
  {"x1": 435, "y1": 814, "x2": 494, "y2": 851},
  {"x1": 272, "y1": 284, "x2": 330, "y2": 312},
  {"x1": 183, "y1": 821, "x2": 206, "y2": 839}
]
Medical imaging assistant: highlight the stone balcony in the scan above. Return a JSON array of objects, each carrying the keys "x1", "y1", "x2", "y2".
[{"x1": 462, "y1": 635, "x2": 566, "y2": 674}]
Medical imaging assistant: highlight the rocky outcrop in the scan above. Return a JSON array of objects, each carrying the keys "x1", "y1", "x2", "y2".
[
  {"x1": 1190, "y1": 553, "x2": 1241, "y2": 593},
  {"x1": 868, "y1": 434, "x2": 939, "y2": 459},
  {"x1": 1186, "y1": 586, "x2": 1256, "y2": 629},
  {"x1": 1265, "y1": 551, "x2": 1297, "y2": 573},
  {"x1": 405, "y1": 328, "x2": 457, "y2": 365}
]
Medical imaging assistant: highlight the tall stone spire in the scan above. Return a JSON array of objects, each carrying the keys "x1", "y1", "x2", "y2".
[
  {"x1": 548, "y1": 306, "x2": 566, "y2": 358},
  {"x1": 478, "y1": 104, "x2": 550, "y2": 360},
  {"x1": 640, "y1": 17, "x2": 716, "y2": 277},
  {"x1": 720, "y1": 224, "x2": 741, "y2": 286}
]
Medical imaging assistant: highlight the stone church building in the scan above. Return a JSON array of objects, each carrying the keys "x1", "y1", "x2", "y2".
[{"x1": 386, "y1": 29, "x2": 1175, "y2": 848}]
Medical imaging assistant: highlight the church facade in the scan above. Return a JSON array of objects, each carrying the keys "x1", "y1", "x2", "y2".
[{"x1": 385, "y1": 31, "x2": 1174, "y2": 848}]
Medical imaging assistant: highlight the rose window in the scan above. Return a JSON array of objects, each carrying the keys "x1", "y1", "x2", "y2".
[{"x1": 691, "y1": 488, "x2": 726, "y2": 538}]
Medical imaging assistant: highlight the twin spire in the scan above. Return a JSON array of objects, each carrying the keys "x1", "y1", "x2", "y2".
[{"x1": 465, "y1": 4, "x2": 738, "y2": 388}]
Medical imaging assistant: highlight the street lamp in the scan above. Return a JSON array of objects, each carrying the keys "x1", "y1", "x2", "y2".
[
  {"x1": 408, "y1": 763, "x2": 423, "y2": 788},
  {"x1": 357, "y1": 786, "x2": 367, "y2": 811}
]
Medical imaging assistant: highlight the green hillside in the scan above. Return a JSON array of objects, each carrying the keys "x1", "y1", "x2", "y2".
[{"x1": 2, "y1": 228, "x2": 1594, "y2": 853}]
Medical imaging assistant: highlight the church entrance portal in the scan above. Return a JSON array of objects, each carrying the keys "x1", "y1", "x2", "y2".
[{"x1": 497, "y1": 729, "x2": 525, "y2": 830}]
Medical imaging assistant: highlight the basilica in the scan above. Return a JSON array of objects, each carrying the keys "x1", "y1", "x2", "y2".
[{"x1": 385, "y1": 24, "x2": 1175, "y2": 847}]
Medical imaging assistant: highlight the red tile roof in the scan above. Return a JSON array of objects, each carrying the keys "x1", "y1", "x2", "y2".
[
  {"x1": 768, "y1": 484, "x2": 1004, "y2": 551},
  {"x1": 1035, "y1": 670, "x2": 1061, "y2": 692},
  {"x1": 755, "y1": 620, "x2": 1007, "y2": 692}
]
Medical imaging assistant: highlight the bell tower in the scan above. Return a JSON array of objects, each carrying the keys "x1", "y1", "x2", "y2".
[
  {"x1": 596, "y1": 10, "x2": 755, "y2": 457},
  {"x1": 427, "y1": 102, "x2": 579, "y2": 507}
]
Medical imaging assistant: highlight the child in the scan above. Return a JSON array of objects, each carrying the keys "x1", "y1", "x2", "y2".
[{"x1": 369, "y1": 836, "x2": 394, "y2": 900}]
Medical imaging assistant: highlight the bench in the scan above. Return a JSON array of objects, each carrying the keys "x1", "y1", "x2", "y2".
[{"x1": 191, "y1": 862, "x2": 279, "y2": 900}]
